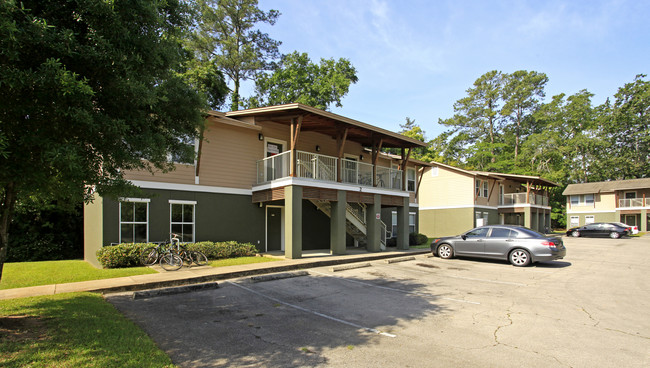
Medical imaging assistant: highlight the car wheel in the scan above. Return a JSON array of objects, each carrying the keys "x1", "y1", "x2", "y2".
[
  {"x1": 610, "y1": 232, "x2": 621, "y2": 239},
  {"x1": 509, "y1": 249, "x2": 531, "y2": 267},
  {"x1": 571, "y1": 230, "x2": 580, "y2": 237},
  {"x1": 437, "y1": 244, "x2": 453, "y2": 259}
]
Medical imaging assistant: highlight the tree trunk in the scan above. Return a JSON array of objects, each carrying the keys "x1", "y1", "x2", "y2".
[
  {"x1": 0, "y1": 182, "x2": 17, "y2": 283},
  {"x1": 230, "y1": 78, "x2": 240, "y2": 111}
]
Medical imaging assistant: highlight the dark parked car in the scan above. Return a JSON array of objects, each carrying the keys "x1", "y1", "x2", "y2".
[
  {"x1": 430, "y1": 225, "x2": 566, "y2": 267},
  {"x1": 566, "y1": 223, "x2": 629, "y2": 239}
]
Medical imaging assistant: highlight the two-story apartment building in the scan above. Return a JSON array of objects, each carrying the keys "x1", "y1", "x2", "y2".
[
  {"x1": 84, "y1": 104, "x2": 427, "y2": 267},
  {"x1": 563, "y1": 178, "x2": 650, "y2": 232},
  {"x1": 418, "y1": 162, "x2": 557, "y2": 237}
]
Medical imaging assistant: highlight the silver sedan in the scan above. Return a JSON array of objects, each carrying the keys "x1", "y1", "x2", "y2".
[{"x1": 430, "y1": 225, "x2": 567, "y2": 267}]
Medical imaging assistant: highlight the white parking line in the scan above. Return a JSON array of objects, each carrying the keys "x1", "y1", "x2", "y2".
[
  {"x1": 309, "y1": 270, "x2": 481, "y2": 305},
  {"x1": 226, "y1": 281, "x2": 397, "y2": 338}
]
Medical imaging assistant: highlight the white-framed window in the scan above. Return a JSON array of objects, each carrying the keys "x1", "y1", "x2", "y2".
[
  {"x1": 584, "y1": 194, "x2": 594, "y2": 205},
  {"x1": 170, "y1": 200, "x2": 196, "y2": 242},
  {"x1": 391, "y1": 211, "x2": 417, "y2": 237},
  {"x1": 570, "y1": 195, "x2": 580, "y2": 205},
  {"x1": 585, "y1": 215, "x2": 595, "y2": 224},
  {"x1": 409, "y1": 212, "x2": 416, "y2": 234},
  {"x1": 476, "y1": 180, "x2": 481, "y2": 197},
  {"x1": 570, "y1": 216, "x2": 579, "y2": 227},
  {"x1": 407, "y1": 168, "x2": 416, "y2": 192},
  {"x1": 119, "y1": 198, "x2": 150, "y2": 243},
  {"x1": 430, "y1": 166, "x2": 438, "y2": 177},
  {"x1": 483, "y1": 181, "x2": 489, "y2": 198},
  {"x1": 476, "y1": 211, "x2": 489, "y2": 226}
]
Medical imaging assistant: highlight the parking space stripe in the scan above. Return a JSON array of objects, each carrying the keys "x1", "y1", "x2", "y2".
[
  {"x1": 226, "y1": 281, "x2": 397, "y2": 338},
  {"x1": 309, "y1": 270, "x2": 481, "y2": 305}
]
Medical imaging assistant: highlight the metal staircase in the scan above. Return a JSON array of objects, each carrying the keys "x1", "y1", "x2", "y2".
[{"x1": 311, "y1": 200, "x2": 387, "y2": 250}]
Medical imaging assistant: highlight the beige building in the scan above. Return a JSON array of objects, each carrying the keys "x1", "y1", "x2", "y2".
[
  {"x1": 563, "y1": 178, "x2": 650, "y2": 232},
  {"x1": 418, "y1": 162, "x2": 557, "y2": 237},
  {"x1": 84, "y1": 103, "x2": 427, "y2": 266}
]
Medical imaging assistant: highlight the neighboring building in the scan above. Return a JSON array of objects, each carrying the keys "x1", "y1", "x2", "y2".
[
  {"x1": 563, "y1": 178, "x2": 650, "y2": 232},
  {"x1": 418, "y1": 162, "x2": 557, "y2": 237},
  {"x1": 84, "y1": 104, "x2": 427, "y2": 267}
]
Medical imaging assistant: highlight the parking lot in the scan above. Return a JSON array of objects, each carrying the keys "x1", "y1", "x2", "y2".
[{"x1": 108, "y1": 236, "x2": 650, "y2": 367}]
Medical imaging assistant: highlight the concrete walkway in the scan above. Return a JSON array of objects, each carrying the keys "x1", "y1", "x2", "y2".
[{"x1": 0, "y1": 248, "x2": 431, "y2": 300}]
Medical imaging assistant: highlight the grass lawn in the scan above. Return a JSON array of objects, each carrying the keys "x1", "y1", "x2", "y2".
[
  {"x1": 0, "y1": 260, "x2": 157, "y2": 290},
  {"x1": 209, "y1": 256, "x2": 282, "y2": 267},
  {"x1": 0, "y1": 293, "x2": 174, "y2": 367}
]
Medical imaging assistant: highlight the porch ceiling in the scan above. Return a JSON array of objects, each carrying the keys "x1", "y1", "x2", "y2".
[{"x1": 225, "y1": 103, "x2": 427, "y2": 149}]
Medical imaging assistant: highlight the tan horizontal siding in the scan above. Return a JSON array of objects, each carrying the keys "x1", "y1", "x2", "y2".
[
  {"x1": 198, "y1": 121, "x2": 262, "y2": 189},
  {"x1": 419, "y1": 166, "x2": 473, "y2": 207},
  {"x1": 124, "y1": 164, "x2": 195, "y2": 184}
]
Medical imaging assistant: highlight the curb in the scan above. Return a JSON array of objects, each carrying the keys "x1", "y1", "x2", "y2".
[
  {"x1": 132, "y1": 282, "x2": 220, "y2": 300},
  {"x1": 330, "y1": 263, "x2": 371, "y2": 272},
  {"x1": 249, "y1": 271, "x2": 309, "y2": 283}
]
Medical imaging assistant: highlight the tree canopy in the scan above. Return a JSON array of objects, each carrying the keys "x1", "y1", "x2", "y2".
[
  {"x1": 0, "y1": 0, "x2": 207, "y2": 280},
  {"x1": 244, "y1": 51, "x2": 358, "y2": 110},
  {"x1": 189, "y1": 0, "x2": 281, "y2": 110}
]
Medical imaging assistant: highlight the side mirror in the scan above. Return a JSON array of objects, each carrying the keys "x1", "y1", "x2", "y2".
[{"x1": 461, "y1": 235, "x2": 467, "y2": 240}]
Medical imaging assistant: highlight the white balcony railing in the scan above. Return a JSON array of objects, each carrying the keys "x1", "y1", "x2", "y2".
[
  {"x1": 501, "y1": 193, "x2": 549, "y2": 206},
  {"x1": 256, "y1": 150, "x2": 403, "y2": 191},
  {"x1": 296, "y1": 151, "x2": 337, "y2": 182},
  {"x1": 341, "y1": 159, "x2": 373, "y2": 186},
  {"x1": 619, "y1": 198, "x2": 644, "y2": 208},
  {"x1": 376, "y1": 166, "x2": 402, "y2": 190},
  {"x1": 257, "y1": 151, "x2": 290, "y2": 183}
]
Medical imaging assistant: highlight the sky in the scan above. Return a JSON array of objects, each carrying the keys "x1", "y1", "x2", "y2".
[{"x1": 248, "y1": 0, "x2": 649, "y2": 138}]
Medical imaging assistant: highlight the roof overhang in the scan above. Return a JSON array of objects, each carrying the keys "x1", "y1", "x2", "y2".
[{"x1": 225, "y1": 103, "x2": 427, "y2": 149}]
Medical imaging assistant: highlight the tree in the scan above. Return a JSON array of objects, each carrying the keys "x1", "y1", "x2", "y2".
[
  {"x1": 0, "y1": 0, "x2": 205, "y2": 281},
  {"x1": 601, "y1": 74, "x2": 650, "y2": 179},
  {"x1": 244, "y1": 51, "x2": 358, "y2": 110},
  {"x1": 189, "y1": 0, "x2": 281, "y2": 111},
  {"x1": 501, "y1": 70, "x2": 548, "y2": 164}
]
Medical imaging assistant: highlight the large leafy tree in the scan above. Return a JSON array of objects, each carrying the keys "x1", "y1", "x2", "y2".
[
  {"x1": 189, "y1": 0, "x2": 281, "y2": 111},
  {"x1": 441, "y1": 70, "x2": 504, "y2": 167},
  {"x1": 244, "y1": 51, "x2": 358, "y2": 110},
  {"x1": 500, "y1": 70, "x2": 548, "y2": 165},
  {"x1": 600, "y1": 74, "x2": 650, "y2": 179},
  {"x1": 0, "y1": 0, "x2": 205, "y2": 281}
]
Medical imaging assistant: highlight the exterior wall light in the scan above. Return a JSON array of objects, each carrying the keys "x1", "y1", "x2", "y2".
[
  {"x1": 258, "y1": 133, "x2": 264, "y2": 141},
  {"x1": 359, "y1": 155, "x2": 364, "y2": 161},
  {"x1": 316, "y1": 145, "x2": 321, "y2": 152}
]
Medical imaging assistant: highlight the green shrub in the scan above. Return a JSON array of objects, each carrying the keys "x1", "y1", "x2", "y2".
[
  {"x1": 409, "y1": 232, "x2": 429, "y2": 245},
  {"x1": 187, "y1": 241, "x2": 258, "y2": 259},
  {"x1": 386, "y1": 238, "x2": 397, "y2": 247},
  {"x1": 96, "y1": 243, "x2": 149, "y2": 268},
  {"x1": 97, "y1": 241, "x2": 259, "y2": 268}
]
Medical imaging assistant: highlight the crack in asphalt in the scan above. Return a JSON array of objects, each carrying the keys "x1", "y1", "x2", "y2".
[
  {"x1": 579, "y1": 305, "x2": 600, "y2": 327},
  {"x1": 492, "y1": 305, "x2": 573, "y2": 367}
]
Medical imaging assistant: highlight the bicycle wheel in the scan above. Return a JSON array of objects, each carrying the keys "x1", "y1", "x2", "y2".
[
  {"x1": 190, "y1": 251, "x2": 208, "y2": 266},
  {"x1": 159, "y1": 252, "x2": 183, "y2": 271},
  {"x1": 140, "y1": 247, "x2": 159, "y2": 266}
]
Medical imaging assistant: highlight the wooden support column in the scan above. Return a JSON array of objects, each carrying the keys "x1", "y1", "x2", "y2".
[
  {"x1": 526, "y1": 181, "x2": 531, "y2": 204},
  {"x1": 400, "y1": 148, "x2": 411, "y2": 191},
  {"x1": 414, "y1": 166, "x2": 425, "y2": 199},
  {"x1": 290, "y1": 116, "x2": 302, "y2": 177},
  {"x1": 336, "y1": 127, "x2": 348, "y2": 182},
  {"x1": 371, "y1": 137, "x2": 383, "y2": 187}
]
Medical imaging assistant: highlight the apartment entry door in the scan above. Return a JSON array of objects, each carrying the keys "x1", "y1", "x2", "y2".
[{"x1": 266, "y1": 206, "x2": 284, "y2": 252}]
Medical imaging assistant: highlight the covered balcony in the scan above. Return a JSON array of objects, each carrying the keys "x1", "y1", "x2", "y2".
[
  {"x1": 618, "y1": 198, "x2": 646, "y2": 208},
  {"x1": 256, "y1": 150, "x2": 403, "y2": 190},
  {"x1": 501, "y1": 192, "x2": 549, "y2": 207}
]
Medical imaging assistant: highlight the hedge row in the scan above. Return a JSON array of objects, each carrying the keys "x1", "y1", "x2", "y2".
[
  {"x1": 96, "y1": 241, "x2": 258, "y2": 269},
  {"x1": 385, "y1": 232, "x2": 429, "y2": 247}
]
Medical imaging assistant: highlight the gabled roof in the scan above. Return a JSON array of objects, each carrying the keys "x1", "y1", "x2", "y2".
[
  {"x1": 205, "y1": 110, "x2": 261, "y2": 131},
  {"x1": 563, "y1": 178, "x2": 650, "y2": 195},
  {"x1": 225, "y1": 103, "x2": 427, "y2": 149},
  {"x1": 428, "y1": 161, "x2": 558, "y2": 187}
]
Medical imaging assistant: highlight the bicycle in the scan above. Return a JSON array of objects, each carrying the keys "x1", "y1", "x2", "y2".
[
  {"x1": 140, "y1": 239, "x2": 173, "y2": 266},
  {"x1": 140, "y1": 233, "x2": 185, "y2": 270},
  {"x1": 172, "y1": 240, "x2": 208, "y2": 267}
]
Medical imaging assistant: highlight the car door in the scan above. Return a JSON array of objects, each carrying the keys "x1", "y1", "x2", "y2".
[
  {"x1": 454, "y1": 227, "x2": 489, "y2": 256},
  {"x1": 581, "y1": 224, "x2": 599, "y2": 237},
  {"x1": 483, "y1": 227, "x2": 515, "y2": 258}
]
